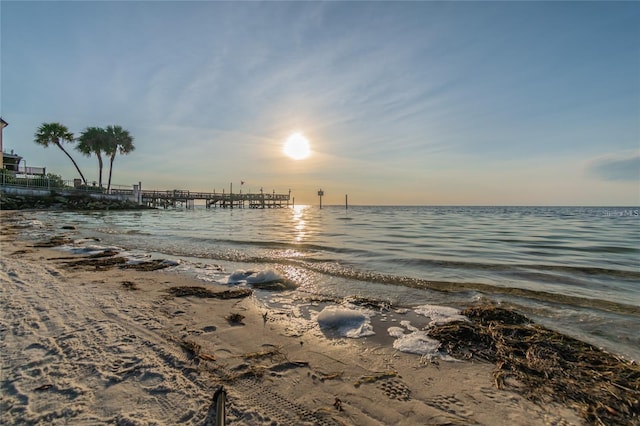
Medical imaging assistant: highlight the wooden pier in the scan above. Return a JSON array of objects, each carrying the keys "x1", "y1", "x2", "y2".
[{"x1": 111, "y1": 188, "x2": 293, "y2": 209}]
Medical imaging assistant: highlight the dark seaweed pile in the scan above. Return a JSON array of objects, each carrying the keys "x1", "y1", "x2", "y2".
[
  {"x1": 429, "y1": 306, "x2": 640, "y2": 425},
  {"x1": 166, "y1": 286, "x2": 252, "y2": 300}
]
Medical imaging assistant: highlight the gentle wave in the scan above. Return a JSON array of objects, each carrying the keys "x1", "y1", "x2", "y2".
[
  {"x1": 161, "y1": 234, "x2": 371, "y2": 257},
  {"x1": 520, "y1": 243, "x2": 638, "y2": 255},
  {"x1": 294, "y1": 260, "x2": 640, "y2": 316},
  {"x1": 95, "y1": 227, "x2": 151, "y2": 236},
  {"x1": 372, "y1": 256, "x2": 640, "y2": 280}
]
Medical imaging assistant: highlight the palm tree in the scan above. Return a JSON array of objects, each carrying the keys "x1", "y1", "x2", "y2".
[
  {"x1": 77, "y1": 127, "x2": 108, "y2": 189},
  {"x1": 104, "y1": 125, "x2": 135, "y2": 191},
  {"x1": 34, "y1": 122, "x2": 87, "y2": 184}
]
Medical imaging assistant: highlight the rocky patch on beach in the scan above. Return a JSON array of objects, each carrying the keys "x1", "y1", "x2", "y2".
[{"x1": 0, "y1": 191, "x2": 151, "y2": 210}]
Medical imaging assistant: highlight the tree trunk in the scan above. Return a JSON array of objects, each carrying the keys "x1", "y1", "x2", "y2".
[
  {"x1": 97, "y1": 154, "x2": 104, "y2": 189},
  {"x1": 57, "y1": 142, "x2": 87, "y2": 184},
  {"x1": 107, "y1": 154, "x2": 116, "y2": 192}
]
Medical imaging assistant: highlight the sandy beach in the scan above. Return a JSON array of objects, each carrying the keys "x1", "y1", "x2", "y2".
[{"x1": 0, "y1": 211, "x2": 602, "y2": 425}]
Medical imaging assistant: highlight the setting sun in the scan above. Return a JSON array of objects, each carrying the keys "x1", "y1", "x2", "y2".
[{"x1": 283, "y1": 132, "x2": 311, "y2": 160}]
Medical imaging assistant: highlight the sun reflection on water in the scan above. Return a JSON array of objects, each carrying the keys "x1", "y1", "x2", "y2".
[{"x1": 291, "y1": 205, "x2": 308, "y2": 243}]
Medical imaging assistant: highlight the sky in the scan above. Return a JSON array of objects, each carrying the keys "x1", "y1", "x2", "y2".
[{"x1": 1, "y1": 1, "x2": 639, "y2": 206}]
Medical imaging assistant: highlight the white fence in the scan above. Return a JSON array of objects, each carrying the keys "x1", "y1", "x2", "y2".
[{"x1": 0, "y1": 173, "x2": 134, "y2": 194}]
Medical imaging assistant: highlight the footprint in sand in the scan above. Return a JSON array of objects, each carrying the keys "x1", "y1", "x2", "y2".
[
  {"x1": 376, "y1": 378, "x2": 411, "y2": 401},
  {"x1": 427, "y1": 394, "x2": 474, "y2": 419},
  {"x1": 140, "y1": 371, "x2": 165, "y2": 388},
  {"x1": 138, "y1": 370, "x2": 173, "y2": 396}
]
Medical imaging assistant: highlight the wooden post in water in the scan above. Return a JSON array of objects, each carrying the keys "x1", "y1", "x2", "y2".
[
  {"x1": 345, "y1": 194, "x2": 348, "y2": 210},
  {"x1": 317, "y1": 189, "x2": 324, "y2": 209}
]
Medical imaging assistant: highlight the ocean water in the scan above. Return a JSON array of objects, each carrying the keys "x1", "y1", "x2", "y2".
[{"x1": 23, "y1": 205, "x2": 640, "y2": 360}]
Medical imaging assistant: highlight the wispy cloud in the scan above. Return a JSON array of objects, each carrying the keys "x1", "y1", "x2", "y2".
[{"x1": 588, "y1": 152, "x2": 640, "y2": 182}]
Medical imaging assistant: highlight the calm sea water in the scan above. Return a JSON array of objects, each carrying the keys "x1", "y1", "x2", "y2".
[{"x1": 29, "y1": 205, "x2": 640, "y2": 359}]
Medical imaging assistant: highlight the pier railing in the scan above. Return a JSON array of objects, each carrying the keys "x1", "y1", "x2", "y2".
[{"x1": 112, "y1": 189, "x2": 292, "y2": 209}]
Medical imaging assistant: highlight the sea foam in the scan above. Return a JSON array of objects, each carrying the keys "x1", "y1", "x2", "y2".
[
  {"x1": 317, "y1": 306, "x2": 375, "y2": 338},
  {"x1": 415, "y1": 304, "x2": 468, "y2": 325},
  {"x1": 227, "y1": 270, "x2": 255, "y2": 284},
  {"x1": 387, "y1": 321, "x2": 441, "y2": 356},
  {"x1": 387, "y1": 306, "x2": 467, "y2": 357},
  {"x1": 246, "y1": 269, "x2": 284, "y2": 284}
]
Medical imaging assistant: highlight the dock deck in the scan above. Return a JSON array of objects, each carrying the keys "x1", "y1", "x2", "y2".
[{"x1": 111, "y1": 188, "x2": 292, "y2": 209}]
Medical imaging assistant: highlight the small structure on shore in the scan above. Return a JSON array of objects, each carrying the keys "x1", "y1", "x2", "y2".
[{"x1": 0, "y1": 117, "x2": 7, "y2": 169}]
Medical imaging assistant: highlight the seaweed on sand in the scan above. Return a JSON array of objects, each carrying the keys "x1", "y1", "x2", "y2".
[
  {"x1": 344, "y1": 296, "x2": 392, "y2": 311},
  {"x1": 225, "y1": 312, "x2": 246, "y2": 325},
  {"x1": 240, "y1": 346, "x2": 287, "y2": 363},
  {"x1": 428, "y1": 305, "x2": 640, "y2": 426},
  {"x1": 55, "y1": 249, "x2": 123, "y2": 269},
  {"x1": 33, "y1": 236, "x2": 73, "y2": 247},
  {"x1": 121, "y1": 259, "x2": 174, "y2": 271},
  {"x1": 10, "y1": 249, "x2": 34, "y2": 256},
  {"x1": 223, "y1": 346, "x2": 289, "y2": 381},
  {"x1": 179, "y1": 339, "x2": 202, "y2": 359},
  {"x1": 58, "y1": 252, "x2": 177, "y2": 272},
  {"x1": 62, "y1": 256, "x2": 127, "y2": 269},
  {"x1": 169, "y1": 336, "x2": 216, "y2": 363},
  {"x1": 121, "y1": 280, "x2": 138, "y2": 290},
  {"x1": 166, "y1": 286, "x2": 253, "y2": 299},
  {"x1": 318, "y1": 371, "x2": 343, "y2": 381}
]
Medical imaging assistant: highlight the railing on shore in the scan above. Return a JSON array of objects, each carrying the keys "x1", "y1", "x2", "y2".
[{"x1": 0, "y1": 174, "x2": 134, "y2": 193}]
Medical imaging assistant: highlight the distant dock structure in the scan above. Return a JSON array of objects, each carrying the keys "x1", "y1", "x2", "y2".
[{"x1": 127, "y1": 188, "x2": 292, "y2": 209}]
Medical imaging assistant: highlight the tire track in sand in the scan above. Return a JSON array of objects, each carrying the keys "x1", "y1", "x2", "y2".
[{"x1": 0, "y1": 255, "x2": 210, "y2": 425}]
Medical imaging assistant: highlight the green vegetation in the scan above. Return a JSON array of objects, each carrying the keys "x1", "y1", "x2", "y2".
[
  {"x1": 0, "y1": 168, "x2": 15, "y2": 185},
  {"x1": 77, "y1": 126, "x2": 108, "y2": 189},
  {"x1": 34, "y1": 122, "x2": 87, "y2": 184},
  {"x1": 31, "y1": 173, "x2": 66, "y2": 188},
  {"x1": 32, "y1": 122, "x2": 135, "y2": 190},
  {"x1": 104, "y1": 125, "x2": 135, "y2": 191}
]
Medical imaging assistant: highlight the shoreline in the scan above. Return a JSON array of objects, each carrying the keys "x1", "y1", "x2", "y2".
[{"x1": 1, "y1": 211, "x2": 636, "y2": 425}]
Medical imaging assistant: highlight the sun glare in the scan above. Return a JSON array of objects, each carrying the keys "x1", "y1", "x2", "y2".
[{"x1": 283, "y1": 133, "x2": 311, "y2": 160}]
